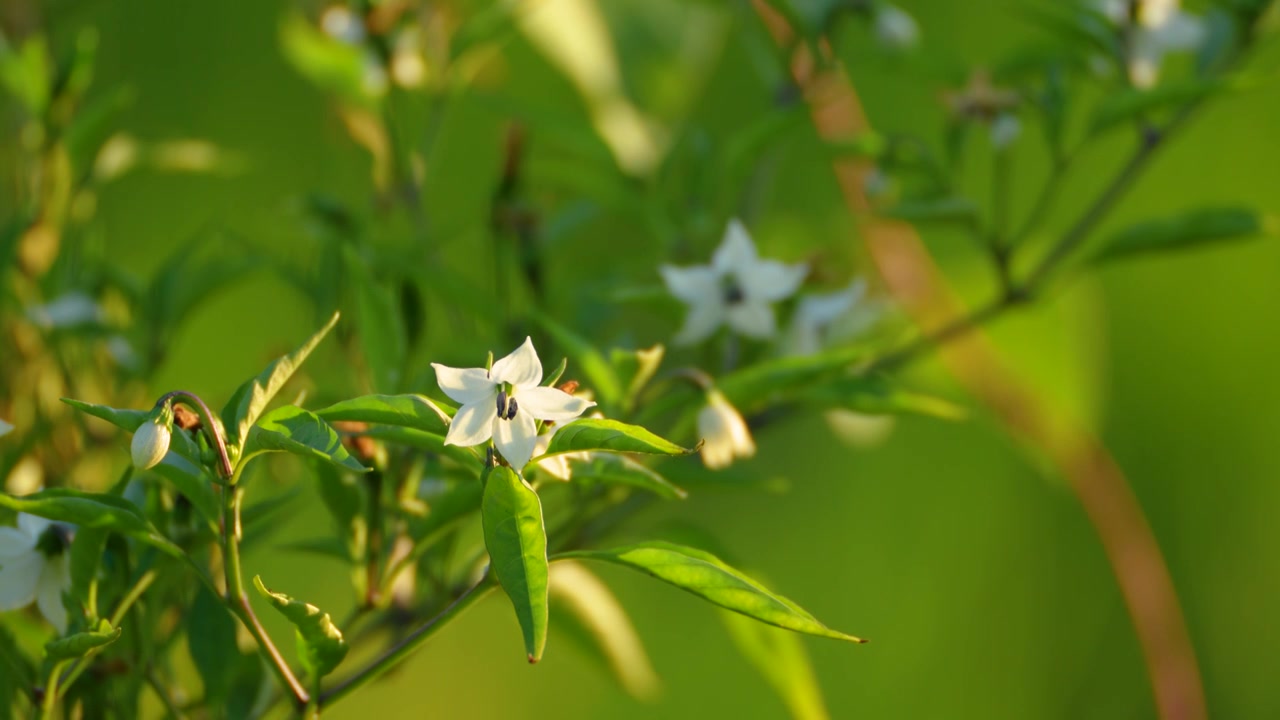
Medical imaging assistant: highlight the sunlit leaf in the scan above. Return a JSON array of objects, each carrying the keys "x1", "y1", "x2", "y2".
[
  {"x1": 252, "y1": 576, "x2": 348, "y2": 679},
  {"x1": 1092, "y1": 207, "x2": 1275, "y2": 264},
  {"x1": 482, "y1": 466, "x2": 549, "y2": 663},
  {"x1": 242, "y1": 405, "x2": 369, "y2": 473},
  {"x1": 530, "y1": 311, "x2": 624, "y2": 408},
  {"x1": 316, "y1": 394, "x2": 451, "y2": 435},
  {"x1": 44, "y1": 620, "x2": 121, "y2": 662},
  {"x1": 557, "y1": 542, "x2": 864, "y2": 643},
  {"x1": 570, "y1": 455, "x2": 687, "y2": 500},
  {"x1": 540, "y1": 419, "x2": 691, "y2": 459},
  {"x1": 722, "y1": 610, "x2": 830, "y2": 720}
]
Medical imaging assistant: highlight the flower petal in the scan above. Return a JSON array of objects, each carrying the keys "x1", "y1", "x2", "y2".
[
  {"x1": 0, "y1": 552, "x2": 41, "y2": 611},
  {"x1": 36, "y1": 553, "x2": 70, "y2": 634},
  {"x1": 738, "y1": 258, "x2": 808, "y2": 303},
  {"x1": 494, "y1": 411, "x2": 538, "y2": 470},
  {"x1": 0, "y1": 526, "x2": 36, "y2": 556},
  {"x1": 444, "y1": 401, "x2": 498, "y2": 447},
  {"x1": 17, "y1": 513, "x2": 50, "y2": 539},
  {"x1": 673, "y1": 298, "x2": 726, "y2": 346},
  {"x1": 726, "y1": 301, "x2": 777, "y2": 339},
  {"x1": 659, "y1": 265, "x2": 719, "y2": 304},
  {"x1": 0, "y1": 418, "x2": 12, "y2": 437},
  {"x1": 490, "y1": 337, "x2": 543, "y2": 388},
  {"x1": 432, "y1": 364, "x2": 496, "y2": 405},
  {"x1": 517, "y1": 387, "x2": 595, "y2": 422},
  {"x1": 711, "y1": 219, "x2": 758, "y2": 275}
]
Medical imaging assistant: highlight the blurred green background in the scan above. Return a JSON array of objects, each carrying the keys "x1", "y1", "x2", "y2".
[{"x1": 4, "y1": 0, "x2": 1280, "y2": 717}]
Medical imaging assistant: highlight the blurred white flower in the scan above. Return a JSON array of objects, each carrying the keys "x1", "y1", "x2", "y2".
[
  {"x1": 26, "y1": 294, "x2": 102, "y2": 330},
  {"x1": 661, "y1": 220, "x2": 808, "y2": 345},
  {"x1": 697, "y1": 390, "x2": 755, "y2": 470},
  {"x1": 1097, "y1": 0, "x2": 1205, "y2": 88},
  {"x1": 0, "y1": 418, "x2": 11, "y2": 437},
  {"x1": 785, "y1": 278, "x2": 885, "y2": 357},
  {"x1": 990, "y1": 113, "x2": 1022, "y2": 149},
  {"x1": 320, "y1": 5, "x2": 365, "y2": 45},
  {"x1": 875, "y1": 4, "x2": 919, "y2": 50},
  {"x1": 391, "y1": 29, "x2": 428, "y2": 88},
  {"x1": 131, "y1": 416, "x2": 171, "y2": 471},
  {"x1": 432, "y1": 337, "x2": 595, "y2": 469},
  {"x1": 0, "y1": 513, "x2": 72, "y2": 634},
  {"x1": 824, "y1": 409, "x2": 897, "y2": 449}
]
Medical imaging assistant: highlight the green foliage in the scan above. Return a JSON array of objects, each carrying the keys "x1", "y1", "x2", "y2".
[
  {"x1": 542, "y1": 419, "x2": 691, "y2": 458},
  {"x1": 0, "y1": 489, "x2": 181, "y2": 558},
  {"x1": 481, "y1": 466, "x2": 549, "y2": 663},
  {"x1": 251, "y1": 576, "x2": 348, "y2": 679},
  {"x1": 1093, "y1": 207, "x2": 1275, "y2": 263},
  {"x1": 557, "y1": 542, "x2": 864, "y2": 643},
  {"x1": 44, "y1": 620, "x2": 121, "y2": 662},
  {"x1": 187, "y1": 586, "x2": 241, "y2": 705},
  {"x1": 243, "y1": 405, "x2": 369, "y2": 473},
  {"x1": 316, "y1": 394, "x2": 451, "y2": 435}
]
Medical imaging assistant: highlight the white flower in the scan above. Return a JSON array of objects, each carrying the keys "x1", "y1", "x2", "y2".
[
  {"x1": 875, "y1": 4, "x2": 919, "y2": 50},
  {"x1": 660, "y1": 220, "x2": 807, "y2": 345},
  {"x1": 0, "y1": 418, "x2": 12, "y2": 437},
  {"x1": 26, "y1": 293, "x2": 102, "y2": 330},
  {"x1": 1097, "y1": 0, "x2": 1205, "y2": 88},
  {"x1": 0, "y1": 513, "x2": 72, "y2": 634},
  {"x1": 131, "y1": 416, "x2": 171, "y2": 470},
  {"x1": 533, "y1": 427, "x2": 575, "y2": 481},
  {"x1": 697, "y1": 390, "x2": 756, "y2": 470},
  {"x1": 990, "y1": 113, "x2": 1021, "y2": 149},
  {"x1": 320, "y1": 5, "x2": 365, "y2": 45},
  {"x1": 784, "y1": 278, "x2": 885, "y2": 356},
  {"x1": 432, "y1": 337, "x2": 595, "y2": 470}
]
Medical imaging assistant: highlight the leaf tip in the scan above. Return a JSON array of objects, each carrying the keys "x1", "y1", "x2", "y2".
[{"x1": 527, "y1": 653, "x2": 540, "y2": 665}]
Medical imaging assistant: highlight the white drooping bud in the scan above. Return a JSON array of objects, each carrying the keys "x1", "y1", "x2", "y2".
[
  {"x1": 131, "y1": 411, "x2": 172, "y2": 470},
  {"x1": 697, "y1": 390, "x2": 756, "y2": 470},
  {"x1": 875, "y1": 4, "x2": 919, "y2": 50}
]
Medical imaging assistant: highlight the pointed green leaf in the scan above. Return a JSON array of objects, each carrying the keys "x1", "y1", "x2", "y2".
[
  {"x1": 44, "y1": 620, "x2": 121, "y2": 662},
  {"x1": 569, "y1": 455, "x2": 687, "y2": 500},
  {"x1": 221, "y1": 312, "x2": 340, "y2": 450},
  {"x1": 540, "y1": 419, "x2": 690, "y2": 458},
  {"x1": 883, "y1": 196, "x2": 980, "y2": 225},
  {"x1": 1089, "y1": 78, "x2": 1226, "y2": 136},
  {"x1": 556, "y1": 542, "x2": 864, "y2": 643},
  {"x1": 1092, "y1": 207, "x2": 1275, "y2": 264},
  {"x1": 530, "y1": 312, "x2": 623, "y2": 407},
  {"x1": 803, "y1": 374, "x2": 966, "y2": 420},
  {"x1": 481, "y1": 466, "x2": 549, "y2": 663},
  {"x1": 62, "y1": 398, "x2": 207, "y2": 467},
  {"x1": 361, "y1": 426, "x2": 484, "y2": 473},
  {"x1": 549, "y1": 561, "x2": 660, "y2": 700},
  {"x1": 0, "y1": 489, "x2": 181, "y2": 558},
  {"x1": 315, "y1": 394, "x2": 451, "y2": 435},
  {"x1": 722, "y1": 610, "x2": 830, "y2": 720},
  {"x1": 252, "y1": 576, "x2": 348, "y2": 678},
  {"x1": 718, "y1": 346, "x2": 868, "y2": 414},
  {"x1": 188, "y1": 585, "x2": 240, "y2": 704},
  {"x1": 242, "y1": 406, "x2": 369, "y2": 473}
]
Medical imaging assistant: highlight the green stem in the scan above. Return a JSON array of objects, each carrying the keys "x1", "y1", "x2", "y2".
[
  {"x1": 156, "y1": 390, "x2": 233, "y2": 478},
  {"x1": 59, "y1": 569, "x2": 158, "y2": 692},
  {"x1": 319, "y1": 576, "x2": 496, "y2": 709},
  {"x1": 38, "y1": 660, "x2": 68, "y2": 720},
  {"x1": 146, "y1": 670, "x2": 187, "y2": 720},
  {"x1": 221, "y1": 483, "x2": 310, "y2": 707}
]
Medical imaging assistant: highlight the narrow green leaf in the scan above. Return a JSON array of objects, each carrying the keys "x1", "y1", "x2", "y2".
[
  {"x1": 803, "y1": 375, "x2": 966, "y2": 420},
  {"x1": 147, "y1": 453, "x2": 221, "y2": 527},
  {"x1": 1089, "y1": 78, "x2": 1226, "y2": 135},
  {"x1": 883, "y1": 196, "x2": 979, "y2": 225},
  {"x1": 718, "y1": 346, "x2": 867, "y2": 413},
  {"x1": 0, "y1": 489, "x2": 181, "y2": 558},
  {"x1": 722, "y1": 610, "x2": 830, "y2": 720},
  {"x1": 609, "y1": 344, "x2": 665, "y2": 414},
  {"x1": 557, "y1": 542, "x2": 864, "y2": 643},
  {"x1": 242, "y1": 405, "x2": 369, "y2": 473},
  {"x1": 44, "y1": 620, "x2": 121, "y2": 662},
  {"x1": 68, "y1": 526, "x2": 107, "y2": 619},
  {"x1": 1092, "y1": 207, "x2": 1275, "y2": 264},
  {"x1": 252, "y1": 576, "x2": 348, "y2": 679},
  {"x1": 188, "y1": 585, "x2": 240, "y2": 704},
  {"x1": 481, "y1": 467, "x2": 549, "y2": 663},
  {"x1": 315, "y1": 394, "x2": 451, "y2": 435},
  {"x1": 277, "y1": 536, "x2": 352, "y2": 562},
  {"x1": 549, "y1": 561, "x2": 660, "y2": 701},
  {"x1": 0, "y1": 625, "x2": 37, "y2": 708},
  {"x1": 570, "y1": 455, "x2": 687, "y2": 500},
  {"x1": 221, "y1": 312, "x2": 340, "y2": 450},
  {"x1": 362, "y1": 426, "x2": 484, "y2": 473},
  {"x1": 540, "y1": 419, "x2": 690, "y2": 458},
  {"x1": 344, "y1": 246, "x2": 406, "y2": 392},
  {"x1": 529, "y1": 312, "x2": 623, "y2": 407}
]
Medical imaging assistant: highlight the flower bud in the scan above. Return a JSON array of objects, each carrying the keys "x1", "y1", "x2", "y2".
[
  {"x1": 131, "y1": 416, "x2": 171, "y2": 470},
  {"x1": 697, "y1": 390, "x2": 756, "y2": 470}
]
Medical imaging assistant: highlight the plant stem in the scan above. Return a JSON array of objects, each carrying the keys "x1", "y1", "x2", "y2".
[
  {"x1": 221, "y1": 483, "x2": 310, "y2": 707},
  {"x1": 59, "y1": 569, "x2": 158, "y2": 693},
  {"x1": 38, "y1": 660, "x2": 68, "y2": 720},
  {"x1": 146, "y1": 670, "x2": 187, "y2": 720},
  {"x1": 156, "y1": 390, "x2": 232, "y2": 478},
  {"x1": 319, "y1": 576, "x2": 496, "y2": 709}
]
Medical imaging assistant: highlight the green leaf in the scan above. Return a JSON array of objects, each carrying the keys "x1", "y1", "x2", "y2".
[
  {"x1": 315, "y1": 394, "x2": 451, "y2": 435},
  {"x1": 252, "y1": 576, "x2": 348, "y2": 679},
  {"x1": 277, "y1": 536, "x2": 352, "y2": 562},
  {"x1": 44, "y1": 620, "x2": 121, "y2": 662},
  {"x1": 146, "y1": 453, "x2": 221, "y2": 528},
  {"x1": 68, "y1": 526, "x2": 107, "y2": 620},
  {"x1": 481, "y1": 466, "x2": 549, "y2": 663},
  {"x1": 145, "y1": 232, "x2": 260, "y2": 358},
  {"x1": 0, "y1": 489, "x2": 181, "y2": 558},
  {"x1": 540, "y1": 419, "x2": 691, "y2": 459},
  {"x1": 803, "y1": 374, "x2": 966, "y2": 421},
  {"x1": 242, "y1": 405, "x2": 368, "y2": 473},
  {"x1": 549, "y1": 561, "x2": 660, "y2": 701},
  {"x1": 280, "y1": 12, "x2": 376, "y2": 107},
  {"x1": 530, "y1": 312, "x2": 624, "y2": 408},
  {"x1": 609, "y1": 344, "x2": 665, "y2": 414},
  {"x1": 0, "y1": 34, "x2": 50, "y2": 115},
  {"x1": 719, "y1": 346, "x2": 867, "y2": 414},
  {"x1": 721, "y1": 610, "x2": 830, "y2": 720},
  {"x1": 221, "y1": 312, "x2": 340, "y2": 451},
  {"x1": 188, "y1": 585, "x2": 240, "y2": 704},
  {"x1": 361, "y1": 426, "x2": 484, "y2": 474},
  {"x1": 557, "y1": 542, "x2": 864, "y2": 643},
  {"x1": 883, "y1": 196, "x2": 979, "y2": 225},
  {"x1": 61, "y1": 398, "x2": 205, "y2": 466},
  {"x1": 1088, "y1": 78, "x2": 1226, "y2": 135},
  {"x1": 344, "y1": 246, "x2": 406, "y2": 392},
  {"x1": 569, "y1": 455, "x2": 687, "y2": 500},
  {"x1": 1092, "y1": 207, "x2": 1275, "y2": 264}
]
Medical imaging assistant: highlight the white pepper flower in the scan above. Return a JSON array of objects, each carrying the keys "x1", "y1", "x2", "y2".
[
  {"x1": 697, "y1": 390, "x2": 756, "y2": 470},
  {"x1": 661, "y1": 220, "x2": 807, "y2": 345},
  {"x1": 0, "y1": 513, "x2": 72, "y2": 634},
  {"x1": 1097, "y1": 0, "x2": 1205, "y2": 89},
  {"x1": 875, "y1": 4, "x2": 919, "y2": 50}
]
